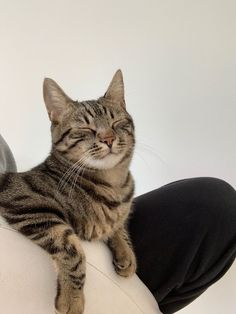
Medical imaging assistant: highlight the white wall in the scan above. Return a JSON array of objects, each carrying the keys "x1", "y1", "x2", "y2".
[
  {"x1": 0, "y1": 0, "x2": 235, "y2": 313},
  {"x1": 0, "y1": 0, "x2": 235, "y2": 192}
]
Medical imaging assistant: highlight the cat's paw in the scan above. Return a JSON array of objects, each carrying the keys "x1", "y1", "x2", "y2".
[
  {"x1": 113, "y1": 248, "x2": 137, "y2": 277},
  {"x1": 55, "y1": 290, "x2": 85, "y2": 314}
]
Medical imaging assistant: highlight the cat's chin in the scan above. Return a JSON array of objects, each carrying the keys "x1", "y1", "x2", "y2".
[{"x1": 86, "y1": 153, "x2": 123, "y2": 170}]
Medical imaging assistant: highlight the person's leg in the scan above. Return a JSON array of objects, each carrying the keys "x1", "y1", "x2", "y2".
[{"x1": 128, "y1": 177, "x2": 236, "y2": 314}]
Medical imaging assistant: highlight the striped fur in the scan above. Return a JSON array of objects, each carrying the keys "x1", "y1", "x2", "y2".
[{"x1": 0, "y1": 70, "x2": 136, "y2": 314}]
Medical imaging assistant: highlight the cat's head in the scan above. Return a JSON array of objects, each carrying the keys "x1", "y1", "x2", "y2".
[{"x1": 43, "y1": 70, "x2": 135, "y2": 170}]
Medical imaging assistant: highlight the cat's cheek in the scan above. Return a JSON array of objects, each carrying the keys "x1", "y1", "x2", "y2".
[{"x1": 65, "y1": 148, "x2": 89, "y2": 163}]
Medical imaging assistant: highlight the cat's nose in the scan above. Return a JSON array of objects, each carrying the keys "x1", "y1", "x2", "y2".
[{"x1": 100, "y1": 135, "x2": 116, "y2": 149}]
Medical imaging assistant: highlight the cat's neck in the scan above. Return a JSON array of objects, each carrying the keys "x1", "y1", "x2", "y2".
[
  {"x1": 45, "y1": 150, "x2": 131, "y2": 188},
  {"x1": 94, "y1": 161, "x2": 131, "y2": 187}
]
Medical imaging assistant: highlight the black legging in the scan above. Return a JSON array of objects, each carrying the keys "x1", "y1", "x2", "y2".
[{"x1": 129, "y1": 177, "x2": 236, "y2": 314}]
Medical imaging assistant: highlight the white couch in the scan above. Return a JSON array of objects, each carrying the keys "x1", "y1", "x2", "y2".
[{"x1": 0, "y1": 216, "x2": 161, "y2": 314}]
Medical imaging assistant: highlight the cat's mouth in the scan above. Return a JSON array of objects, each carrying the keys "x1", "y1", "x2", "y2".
[
  {"x1": 86, "y1": 148, "x2": 124, "y2": 169},
  {"x1": 96, "y1": 149, "x2": 118, "y2": 160}
]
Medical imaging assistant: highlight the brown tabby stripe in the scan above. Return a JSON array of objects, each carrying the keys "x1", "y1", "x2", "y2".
[
  {"x1": 69, "y1": 274, "x2": 85, "y2": 289},
  {"x1": 80, "y1": 179, "x2": 134, "y2": 208},
  {"x1": 30, "y1": 231, "x2": 48, "y2": 241},
  {"x1": 118, "y1": 150, "x2": 132, "y2": 165},
  {"x1": 7, "y1": 206, "x2": 66, "y2": 221},
  {"x1": 62, "y1": 229, "x2": 73, "y2": 245},
  {"x1": 121, "y1": 127, "x2": 133, "y2": 136},
  {"x1": 68, "y1": 139, "x2": 84, "y2": 150},
  {"x1": 79, "y1": 183, "x2": 121, "y2": 208},
  {"x1": 90, "y1": 146, "x2": 101, "y2": 153},
  {"x1": 40, "y1": 238, "x2": 63, "y2": 255},
  {"x1": 101, "y1": 104, "x2": 108, "y2": 115},
  {"x1": 86, "y1": 100, "x2": 101, "y2": 110},
  {"x1": 80, "y1": 102, "x2": 95, "y2": 118},
  {"x1": 12, "y1": 195, "x2": 31, "y2": 202},
  {"x1": 23, "y1": 175, "x2": 53, "y2": 197},
  {"x1": 55, "y1": 278, "x2": 61, "y2": 309},
  {"x1": 109, "y1": 110, "x2": 114, "y2": 119},
  {"x1": 54, "y1": 128, "x2": 72, "y2": 145},
  {"x1": 121, "y1": 232, "x2": 132, "y2": 247},
  {"x1": 43, "y1": 161, "x2": 64, "y2": 182},
  {"x1": 83, "y1": 115, "x2": 90, "y2": 124},
  {"x1": 65, "y1": 244, "x2": 78, "y2": 257},
  {"x1": 85, "y1": 175, "x2": 112, "y2": 187},
  {"x1": 70, "y1": 261, "x2": 81, "y2": 272},
  {"x1": 3, "y1": 215, "x2": 27, "y2": 224},
  {"x1": 90, "y1": 102, "x2": 104, "y2": 116},
  {"x1": 108, "y1": 108, "x2": 115, "y2": 119},
  {"x1": 122, "y1": 184, "x2": 135, "y2": 203},
  {"x1": 125, "y1": 117, "x2": 134, "y2": 128},
  {"x1": 19, "y1": 220, "x2": 62, "y2": 236},
  {"x1": 67, "y1": 211, "x2": 78, "y2": 231},
  {"x1": 0, "y1": 173, "x2": 12, "y2": 192},
  {"x1": 121, "y1": 172, "x2": 131, "y2": 188}
]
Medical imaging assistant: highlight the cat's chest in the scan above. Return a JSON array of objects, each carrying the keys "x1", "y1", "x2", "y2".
[
  {"x1": 80, "y1": 208, "x2": 124, "y2": 241},
  {"x1": 82, "y1": 203, "x2": 129, "y2": 241},
  {"x1": 71, "y1": 187, "x2": 130, "y2": 241},
  {"x1": 68, "y1": 179, "x2": 133, "y2": 241}
]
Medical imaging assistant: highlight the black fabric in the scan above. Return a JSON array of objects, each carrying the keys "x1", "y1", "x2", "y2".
[{"x1": 129, "y1": 177, "x2": 236, "y2": 314}]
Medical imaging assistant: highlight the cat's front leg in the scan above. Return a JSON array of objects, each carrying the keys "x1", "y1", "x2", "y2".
[
  {"x1": 107, "y1": 227, "x2": 137, "y2": 277},
  {"x1": 19, "y1": 221, "x2": 86, "y2": 314},
  {"x1": 48, "y1": 225, "x2": 86, "y2": 314}
]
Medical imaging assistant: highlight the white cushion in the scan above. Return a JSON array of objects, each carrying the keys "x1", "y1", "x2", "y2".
[{"x1": 0, "y1": 218, "x2": 161, "y2": 314}]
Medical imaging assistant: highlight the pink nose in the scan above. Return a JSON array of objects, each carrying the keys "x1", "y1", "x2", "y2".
[{"x1": 100, "y1": 136, "x2": 115, "y2": 148}]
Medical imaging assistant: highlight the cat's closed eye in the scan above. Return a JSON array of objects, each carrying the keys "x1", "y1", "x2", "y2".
[
  {"x1": 79, "y1": 128, "x2": 96, "y2": 135},
  {"x1": 70, "y1": 129, "x2": 96, "y2": 139},
  {"x1": 112, "y1": 119, "x2": 130, "y2": 129}
]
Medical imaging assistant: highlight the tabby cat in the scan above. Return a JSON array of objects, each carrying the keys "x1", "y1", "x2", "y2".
[{"x1": 0, "y1": 70, "x2": 136, "y2": 314}]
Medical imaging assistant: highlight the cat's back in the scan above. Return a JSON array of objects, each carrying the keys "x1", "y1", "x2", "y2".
[
  {"x1": 0, "y1": 171, "x2": 25, "y2": 195},
  {"x1": 0, "y1": 168, "x2": 56, "y2": 205}
]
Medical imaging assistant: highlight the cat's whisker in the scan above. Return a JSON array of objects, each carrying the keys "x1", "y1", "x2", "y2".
[
  {"x1": 135, "y1": 140, "x2": 167, "y2": 165},
  {"x1": 68, "y1": 148, "x2": 101, "y2": 198},
  {"x1": 58, "y1": 152, "x2": 91, "y2": 193},
  {"x1": 58, "y1": 161, "x2": 84, "y2": 193},
  {"x1": 133, "y1": 150, "x2": 153, "y2": 172},
  {"x1": 58, "y1": 159, "x2": 83, "y2": 191},
  {"x1": 69, "y1": 163, "x2": 86, "y2": 198},
  {"x1": 136, "y1": 139, "x2": 163, "y2": 156},
  {"x1": 61, "y1": 160, "x2": 89, "y2": 193},
  {"x1": 76, "y1": 161, "x2": 90, "y2": 193},
  {"x1": 69, "y1": 152, "x2": 98, "y2": 198}
]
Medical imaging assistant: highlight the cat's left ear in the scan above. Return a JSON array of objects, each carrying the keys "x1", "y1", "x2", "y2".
[{"x1": 104, "y1": 69, "x2": 125, "y2": 107}]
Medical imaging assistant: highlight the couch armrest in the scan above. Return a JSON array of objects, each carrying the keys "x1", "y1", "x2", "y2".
[{"x1": 0, "y1": 219, "x2": 161, "y2": 314}]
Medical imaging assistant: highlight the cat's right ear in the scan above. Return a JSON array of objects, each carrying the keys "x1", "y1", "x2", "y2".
[{"x1": 43, "y1": 78, "x2": 72, "y2": 123}]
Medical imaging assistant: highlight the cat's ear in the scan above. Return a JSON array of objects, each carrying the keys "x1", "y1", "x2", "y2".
[
  {"x1": 104, "y1": 69, "x2": 125, "y2": 107},
  {"x1": 43, "y1": 78, "x2": 72, "y2": 123}
]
